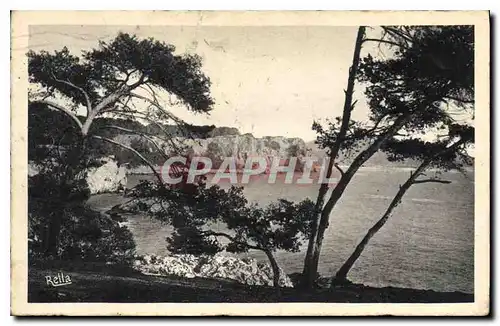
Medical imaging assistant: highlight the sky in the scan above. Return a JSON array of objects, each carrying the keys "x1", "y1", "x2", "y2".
[
  {"x1": 28, "y1": 25, "x2": 473, "y2": 144},
  {"x1": 28, "y1": 25, "x2": 379, "y2": 141}
]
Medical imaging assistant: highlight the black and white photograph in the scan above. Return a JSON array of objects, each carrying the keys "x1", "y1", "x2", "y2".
[{"x1": 10, "y1": 11, "x2": 490, "y2": 316}]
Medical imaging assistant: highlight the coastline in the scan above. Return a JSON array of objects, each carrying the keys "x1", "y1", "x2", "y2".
[{"x1": 125, "y1": 164, "x2": 475, "y2": 176}]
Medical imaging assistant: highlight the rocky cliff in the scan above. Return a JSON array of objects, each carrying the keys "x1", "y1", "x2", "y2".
[
  {"x1": 182, "y1": 135, "x2": 308, "y2": 164},
  {"x1": 113, "y1": 134, "x2": 311, "y2": 171}
]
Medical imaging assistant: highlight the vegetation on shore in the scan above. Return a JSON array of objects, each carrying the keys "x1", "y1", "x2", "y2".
[{"x1": 27, "y1": 26, "x2": 475, "y2": 302}]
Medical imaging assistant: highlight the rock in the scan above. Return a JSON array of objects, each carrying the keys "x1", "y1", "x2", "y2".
[
  {"x1": 29, "y1": 157, "x2": 127, "y2": 195},
  {"x1": 82, "y1": 157, "x2": 127, "y2": 194},
  {"x1": 133, "y1": 253, "x2": 294, "y2": 288},
  {"x1": 28, "y1": 162, "x2": 41, "y2": 177}
]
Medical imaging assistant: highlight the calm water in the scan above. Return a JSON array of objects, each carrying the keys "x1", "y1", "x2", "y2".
[{"x1": 87, "y1": 167, "x2": 474, "y2": 293}]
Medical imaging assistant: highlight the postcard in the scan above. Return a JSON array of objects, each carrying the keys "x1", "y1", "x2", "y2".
[{"x1": 11, "y1": 10, "x2": 490, "y2": 316}]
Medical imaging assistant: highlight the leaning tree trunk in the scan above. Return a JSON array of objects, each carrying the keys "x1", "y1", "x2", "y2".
[
  {"x1": 264, "y1": 249, "x2": 281, "y2": 288},
  {"x1": 301, "y1": 173, "x2": 332, "y2": 287},
  {"x1": 304, "y1": 111, "x2": 412, "y2": 287},
  {"x1": 306, "y1": 173, "x2": 353, "y2": 281},
  {"x1": 302, "y1": 26, "x2": 366, "y2": 289},
  {"x1": 330, "y1": 136, "x2": 469, "y2": 285},
  {"x1": 331, "y1": 160, "x2": 430, "y2": 285}
]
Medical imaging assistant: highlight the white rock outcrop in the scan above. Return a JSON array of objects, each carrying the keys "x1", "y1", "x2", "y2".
[
  {"x1": 83, "y1": 157, "x2": 127, "y2": 194},
  {"x1": 28, "y1": 157, "x2": 127, "y2": 195},
  {"x1": 133, "y1": 253, "x2": 293, "y2": 288}
]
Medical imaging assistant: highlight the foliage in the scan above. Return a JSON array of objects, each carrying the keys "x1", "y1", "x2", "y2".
[
  {"x1": 28, "y1": 104, "x2": 238, "y2": 169},
  {"x1": 355, "y1": 26, "x2": 475, "y2": 169},
  {"x1": 381, "y1": 125, "x2": 474, "y2": 170},
  {"x1": 28, "y1": 31, "x2": 216, "y2": 181},
  {"x1": 28, "y1": 170, "x2": 136, "y2": 264},
  {"x1": 314, "y1": 26, "x2": 474, "y2": 158},
  {"x1": 130, "y1": 180, "x2": 316, "y2": 254},
  {"x1": 303, "y1": 25, "x2": 475, "y2": 287},
  {"x1": 167, "y1": 227, "x2": 222, "y2": 256},
  {"x1": 27, "y1": 32, "x2": 220, "y2": 262},
  {"x1": 28, "y1": 32, "x2": 214, "y2": 114},
  {"x1": 126, "y1": 175, "x2": 316, "y2": 286}
]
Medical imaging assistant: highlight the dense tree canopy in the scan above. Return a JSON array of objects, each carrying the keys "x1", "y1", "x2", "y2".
[
  {"x1": 303, "y1": 25, "x2": 475, "y2": 287},
  {"x1": 29, "y1": 33, "x2": 214, "y2": 117},
  {"x1": 28, "y1": 32, "x2": 216, "y2": 258},
  {"x1": 315, "y1": 26, "x2": 474, "y2": 157},
  {"x1": 127, "y1": 180, "x2": 316, "y2": 287}
]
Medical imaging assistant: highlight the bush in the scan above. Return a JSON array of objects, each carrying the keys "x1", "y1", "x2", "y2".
[
  {"x1": 29, "y1": 203, "x2": 136, "y2": 265},
  {"x1": 167, "y1": 227, "x2": 222, "y2": 256},
  {"x1": 127, "y1": 179, "x2": 316, "y2": 287},
  {"x1": 28, "y1": 171, "x2": 136, "y2": 265}
]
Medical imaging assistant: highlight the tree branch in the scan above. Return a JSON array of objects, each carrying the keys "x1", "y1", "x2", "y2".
[
  {"x1": 51, "y1": 72, "x2": 92, "y2": 115},
  {"x1": 128, "y1": 73, "x2": 147, "y2": 89},
  {"x1": 317, "y1": 27, "x2": 366, "y2": 194},
  {"x1": 362, "y1": 38, "x2": 407, "y2": 48},
  {"x1": 82, "y1": 85, "x2": 132, "y2": 135},
  {"x1": 201, "y1": 231, "x2": 263, "y2": 251},
  {"x1": 348, "y1": 113, "x2": 413, "y2": 172},
  {"x1": 106, "y1": 110, "x2": 185, "y2": 154},
  {"x1": 350, "y1": 99, "x2": 358, "y2": 111},
  {"x1": 409, "y1": 137, "x2": 470, "y2": 185},
  {"x1": 121, "y1": 69, "x2": 138, "y2": 86},
  {"x1": 329, "y1": 27, "x2": 366, "y2": 162},
  {"x1": 130, "y1": 92, "x2": 185, "y2": 126},
  {"x1": 99, "y1": 125, "x2": 171, "y2": 161},
  {"x1": 92, "y1": 86, "x2": 128, "y2": 113},
  {"x1": 32, "y1": 100, "x2": 83, "y2": 132},
  {"x1": 333, "y1": 163, "x2": 345, "y2": 178},
  {"x1": 91, "y1": 135, "x2": 163, "y2": 184},
  {"x1": 357, "y1": 113, "x2": 391, "y2": 138},
  {"x1": 320, "y1": 112, "x2": 414, "y2": 219},
  {"x1": 413, "y1": 179, "x2": 452, "y2": 184},
  {"x1": 381, "y1": 26, "x2": 414, "y2": 45}
]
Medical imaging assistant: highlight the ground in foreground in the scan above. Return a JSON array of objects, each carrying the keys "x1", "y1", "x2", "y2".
[{"x1": 28, "y1": 262, "x2": 473, "y2": 303}]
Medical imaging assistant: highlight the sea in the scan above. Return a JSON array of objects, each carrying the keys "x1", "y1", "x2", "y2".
[{"x1": 87, "y1": 166, "x2": 474, "y2": 294}]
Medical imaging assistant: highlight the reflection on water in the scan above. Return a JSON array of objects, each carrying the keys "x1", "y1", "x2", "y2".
[{"x1": 87, "y1": 168, "x2": 474, "y2": 293}]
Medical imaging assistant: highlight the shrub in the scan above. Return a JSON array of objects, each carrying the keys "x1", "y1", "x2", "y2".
[
  {"x1": 29, "y1": 203, "x2": 136, "y2": 265},
  {"x1": 28, "y1": 171, "x2": 136, "y2": 265}
]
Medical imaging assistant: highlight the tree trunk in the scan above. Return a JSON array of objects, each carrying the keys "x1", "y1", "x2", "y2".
[
  {"x1": 331, "y1": 160, "x2": 430, "y2": 285},
  {"x1": 264, "y1": 249, "x2": 281, "y2": 288},
  {"x1": 303, "y1": 112, "x2": 412, "y2": 287},
  {"x1": 307, "y1": 174, "x2": 352, "y2": 278},
  {"x1": 304, "y1": 27, "x2": 439, "y2": 283},
  {"x1": 43, "y1": 137, "x2": 88, "y2": 257},
  {"x1": 44, "y1": 209, "x2": 62, "y2": 257},
  {"x1": 330, "y1": 136, "x2": 469, "y2": 285},
  {"x1": 301, "y1": 180, "x2": 330, "y2": 287},
  {"x1": 302, "y1": 26, "x2": 366, "y2": 288}
]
